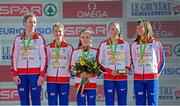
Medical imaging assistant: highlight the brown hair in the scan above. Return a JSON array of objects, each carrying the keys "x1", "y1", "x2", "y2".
[
  {"x1": 134, "y1": 19, "x2": 154, "y2": 42},
  {"x1": 78, "y1": 28, "x2": 92, "y2": 47},
  {"x1": 23, "y1": 13, "x2": 36, "y2": 25}
]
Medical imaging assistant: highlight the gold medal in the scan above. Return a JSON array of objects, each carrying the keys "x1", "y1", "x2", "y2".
[
  {"x1": 140, "y1": 59, "x2": 144, "y2": 64},
  {"x1": 22, "y1": 51, "x2": 29, "y2": 59},
  {"x1": 53, "y1": 60, "x2": 60, "y2": 69},
  {"x1": 112, "y1": 58, "x2": 117, "y2": 64},
  {"x1": 118, "y1": 53, "x2": 125, "y2": 60}
]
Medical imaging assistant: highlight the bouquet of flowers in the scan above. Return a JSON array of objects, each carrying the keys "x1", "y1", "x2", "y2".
[{"x1": 72, "y1": 56, "x2": 100, "y2": 94}]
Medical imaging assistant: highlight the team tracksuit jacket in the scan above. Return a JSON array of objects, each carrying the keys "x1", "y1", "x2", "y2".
[
  {"x1": 70, "y1": 47, "x2": 98, "y2": 105},
  {"x1": 131, "y1": 38, "x2": 165, "y2": 105},
  {"x1": 46, "y1": 39, "x2": 73, "y2": 105},
  {"x1": 97, "y1": 38, "x2": 131, "y2": 105},
  {"x1": 11, "y1": 32, "x2": 46, "y2": 105}
]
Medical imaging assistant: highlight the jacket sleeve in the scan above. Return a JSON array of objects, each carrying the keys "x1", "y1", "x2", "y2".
[
  {"x1": 70, "y1": 50, "x2": 83, "y2": 77},
  {"x1": 130, "y1": 42, "x2": 136, "y2": 69},
  {"x1": 97, "y1": 42, "x2": 113, "y2": 74},
  {"x1": 11, "y1": 36, "x2": 19, "y2": 77},
  {"x1": 39, "y1": 36, "x2": 47, "y2": 77},
  {"x1": 46, "y1": 45, "x2": 50, "y2": 73},
  {"x1": 90, "y1": 49, "x2": 102, "y2": 77},
  {"x1": 125, "y1": 42, "x2": 131, "y2": 71},
  {"x1": 68, "y1": 45, "x2": 74, "y2": 73},
  {"x1": 69, "y1": 50, "x2": 75, "y2": 74},
  {"x1": 156, "y1": 41, "x2": 165, "y2": 76}
]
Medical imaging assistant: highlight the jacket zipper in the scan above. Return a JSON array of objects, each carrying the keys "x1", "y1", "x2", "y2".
[
  {"x1": 27, "y1": 59, "x2": 29, "y2": 83},
  {"x1": 143, "y1": 66, "x2": 144, "y2": 80},
  {"x1": 56, "y1": 69, "x2": 58, "y2": 82}
]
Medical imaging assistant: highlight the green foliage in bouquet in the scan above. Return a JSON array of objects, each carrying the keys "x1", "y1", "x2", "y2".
[{"x1": 72, "y1": 56, "x2": 100, "y2": 75}]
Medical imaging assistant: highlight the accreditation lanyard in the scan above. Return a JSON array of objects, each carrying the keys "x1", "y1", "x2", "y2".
[
  {"x1": 140, "y1": 39, "x2": 147, "y2": 61},
  {"x1": 109, "y1": 38, "x2": 118, "y2": 60},
  {"x1": 55, "y1": 41, "x2": 62, "y2": 62},
  {"x1": 22, "y1": 32, "x2": 34, "y2": 52},
  {"x1": 82, "y1": 47, "x2": 90, "y2": 59}
]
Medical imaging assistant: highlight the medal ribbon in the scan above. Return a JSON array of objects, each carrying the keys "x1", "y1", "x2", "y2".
[
  {"x1": 140, "y1": 39, "x2": 147, "y2": 61},
  {"x1": 55, "y1": 41, "x2": 62, "y2": 62},
  {"x1": 109, "y1": 38, "x2": 118, "y2": 60},
  {"x1": 82, "y1": 47, "x2": 90, "y2": 59},
  {"x1": 22, "y1": 32, "x2": 34, "y2": 52}
]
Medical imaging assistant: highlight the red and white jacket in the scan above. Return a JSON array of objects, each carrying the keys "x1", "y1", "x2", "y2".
[
  {"x1": 46, "y1": 39, "x2": 73, "y2": 83},
  {"x1": 130, "y1": 39, "x2": 165, "y2": 80},
  {"x1": 11, "y1": 32, "x2": 47, "y2": 77},
  {"x1": 70, "y1": 47, "x2": 98, "y2": 90},
  {"x1": 97, "y1": 38, "x2": 131, "y2": 81}
]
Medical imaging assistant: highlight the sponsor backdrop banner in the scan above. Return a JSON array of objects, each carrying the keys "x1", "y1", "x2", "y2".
[
  {"x1": 127, "y1": 21, "x2": 180, "y2": 38},
  {"x1": 62, "y1": 1, "x2": 122, "y2": 18},
  {"x1": 0, "y1": 22, "x2": 108, "y2": 37},
  {"x1": 126, "y1": 0, "x2": 180, "y2": 17},
  {"x1": 0, "y1": 0, "x2": 180, "y2": 105},
  {"x1": 0, "y1": 72, "x2": 179, "y2": 105},
  {"x1": 0, "y1": 1, "x2": 59, "y2": 18}
]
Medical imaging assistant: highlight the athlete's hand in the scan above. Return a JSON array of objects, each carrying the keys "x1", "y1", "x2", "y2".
[
  {"x1": 87, "y1": 73, "x2": 93, "y2": 78},
  {"x1": 111, "y1": 71, "x2": 118, "y2": 76},
  {"x1": 80, "y1": 72, "x2": 87, "y2": 78},
  {"x1": 37, "y1": 76, "x2": 44, "y2": 86},
  {"x1": 13, "y1": 76, "x2": 21, "y2": 85}
]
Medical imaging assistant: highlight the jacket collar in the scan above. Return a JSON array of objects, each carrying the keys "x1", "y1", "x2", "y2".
[
  {"x1": 20, "y1": 32, "x2": 39, "y2": 40},
  {"x1": 79, "y1": 46, "x2": 91, "y2": 52},
  {"x1": 49, "y1": 39, "x2": 69, "y2": 48},
  {"x1": 106, "y1": 37, "x2": 124, "y2": 45},
  {"x1": 137, "y1": 38, "x2": 153, "y2": 44}
]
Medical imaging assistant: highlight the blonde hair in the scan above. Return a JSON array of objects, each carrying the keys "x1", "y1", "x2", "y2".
[
  {"x1": 52, "y1": 23, "x2": 64, "y2": 32},
  {"x1": 108, "y1": 22, "x2": 122, "y2": 37},
  {"x1": 108, "y1": 22, "x2": 120, "y2": 31}
]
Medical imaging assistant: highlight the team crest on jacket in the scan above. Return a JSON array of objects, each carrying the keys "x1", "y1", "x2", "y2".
[
  {"x1": 119, "y1": 45, "x2": 124, "y2": 50},
  {"x1": 62, "y1": 48, "x2": 66, "y2": 53},
  {"x1": 33, "y1": 39, "x2": 37, "y2": 43},
  {"x1": 136, "y1": 46, "x2": 140, "y2": 49},
  {"x1": 148, "y1": 44, "x2": 155, "y2": 52}
]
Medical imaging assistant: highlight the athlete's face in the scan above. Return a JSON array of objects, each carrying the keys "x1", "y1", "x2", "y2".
[
  {"x1": 80, "y1": 32, "x2": 91, "y2": 47},
  {"x1": 24, "y1": 17, "x2": 36, "y2": 32},
  {"x1": 136, "y1": 24, "x2": 146, "y2": 36},
  {"x1": 53, "y1": 26, "x2": 64, "y2": 40},
  {"x1": 109, "y1": 24, "x2": 120, "y2": 39}
]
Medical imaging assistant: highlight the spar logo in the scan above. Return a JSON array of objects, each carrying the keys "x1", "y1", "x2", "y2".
[
  {"x1": 44, "y1": 3, "x2": 57, "y2": 16},
  {"x1": 0, "y1": 3, "x2": 57, "y2": 17},
  {"x1": 0, "y1": 4, "x2": 42, "y2": 16},
  {"x1": 64, "y1": 24, "x2": 107, "y2": 37},
  {"x1": 0, "y1": 88, "x2": 19, "y2": 101},
  {"x1": 0, "y1": 88, "x2": 44, "y2": 101}
]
